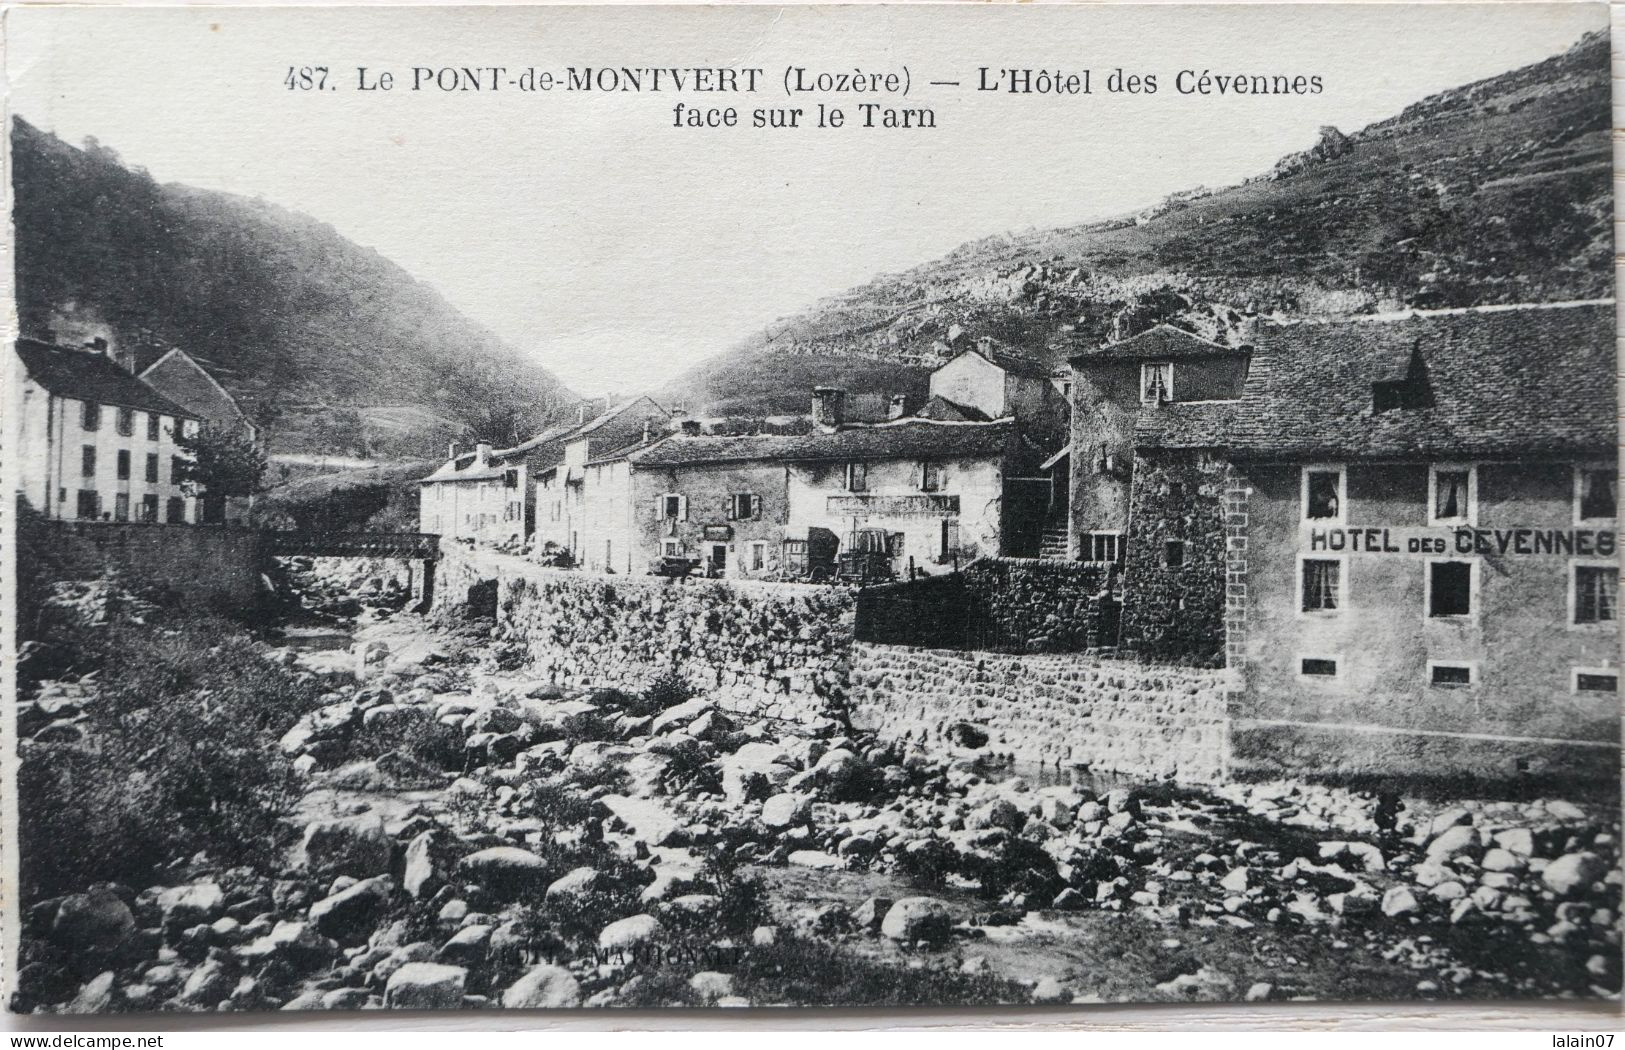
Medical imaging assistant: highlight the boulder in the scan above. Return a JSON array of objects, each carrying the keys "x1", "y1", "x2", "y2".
[
  {"x1": 298, "y1": 814, "x2": 392, "y2": 878},
  {"x1": 1424, "y1": 825, "x2": 1481, "y2": 862},
  {"x1": 464, "y1": 706, "x2": 522, "y2": 735},
  {"x1": 437, "y1": 924, "x2": 493, "y2": 965},
  {"x1": 309, "y1": 876, "x2": 394, "y2": 945},
  {"x1": 1543, "y1": 852, "x2": 1608, "y2": 898},
  {"x1": 688, "y1": 971, "x2": 735, "y2": 1001},
  {"x1": 761, "y1": 793, "x2": 812, "y2": 829},
  {"x1": 968, "y1": 799, "x2": 1025, "y2": 833},
  {"x1": 51, "y1": 886, "x2": 136, "y2": 957},
  {"x1": 598, "y1": 914, "x2": 664, "y2": 952},
  {"x1": 156, "y1": 883, "x2": 226, "y2": 928},
  {"x1": 457, "y1": 847, "x2": 549, "y2": 897},
  {"x1": 66, "y1": 972, "x2": 117, "y2": 1014},
  {"x1": 787, "y1": 850, "x2": 842, "y2": 870},
  {"x1": 234, "y1": 920, "x2": 339, "y2": 969},
  {"x1": 403, "y1": 831, "x2": 443, "y2": 900},
  {"x1": 177, "y1": 955, "x2": 235, "y2": 1008},
  {"x1": 546, "y1": 867, "x2": 603, "y2": 899},
  {"x1": 853, "y1": 896, "x2": 893, "y2": 933},
  {"x1": 384, "y1": 962, "x2": 467, "y2": 1010},
  {"x1": 1382, "y1": 886, "x2": 1420, "y2": 918},
  {"x1": 502, "y1": 964, "x2": 582, "y2": 1009},
  {"x1": 880, "y1": 897, "x2": 953, "y2": 944}
]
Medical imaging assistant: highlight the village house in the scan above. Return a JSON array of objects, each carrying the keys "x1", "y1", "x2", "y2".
[
  {"x1": 1108, "y1": 301, "x2": 1618, "y2": 779},
  {"x1": 420, "y1": 396, "x2": 670, "y2": 552},
  {"x1": 1064, "y1": 323, "x2": 1251, "y2": 566},
  {"x1": 138, "y1": 348, "x2": 261, "y2": 524},
  {"x1": 625, "y1": 433, "x2": 795, "y2": 578},
  {"x1": 12, "y1": 337, "x2": 203, "y2": 525},
  {"x1": 529, "y1": 397, "x2": 672, "y2": 566}
]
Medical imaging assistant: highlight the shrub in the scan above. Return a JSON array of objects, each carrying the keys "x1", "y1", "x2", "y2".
[
  {"x1": 20, "y1": 610, "x2": 320, "y2": 900},
  {"x1": 624, "y1": 668, "x2": 696, "y2": 718}
]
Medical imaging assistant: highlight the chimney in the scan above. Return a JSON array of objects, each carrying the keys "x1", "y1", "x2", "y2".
[
  {"x1": 447, "y1": 441, "x2": 460, "y2": 461},
  {"x1": 475, "y1": 442, "x2": 492, "y2": 464},
  {"x1": 577, "y1": 404, "x2": 587, "y2": 426},
  {"x1": 680, "y1": 420, "x2": 702, "y2": 437},
  {"x1": 811, "y1": 387, "x2": 846, "y2": 429},
  {"x1": 642, "y1": 420, "x2": 654, "y2": 443},
  {"x1": 887, "y1": 394, "x2": 908, "y2": 421}
]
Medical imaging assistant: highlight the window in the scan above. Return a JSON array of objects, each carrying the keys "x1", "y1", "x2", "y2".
[
  {"x1": 115, "y1": 407, "x2": 134, "y2": 437},
  {"x1": 81, "y1": 400, "x2": 100, "y2": 431},
  {"x1": 503, "y1": 469, "x2": 520, "y2": 489},
  {"x1": 172, "y1": 456, "x2": 185, "y2": 484},
  {"x1": 1299, "y1": 657, "x2": 1338, "y2": 678},
  {"x1": 1429, "y1": 662, "x2": 1474, "y2": 688},
  {"x1": 750, "y1": 541, "x2": 767, "y2": 571},
  {"x1": 728, "y1": 493, "x2": 760, "y2": 520},
  {"x1": 1573, "y1": 563, "x2": 1618, "y2": 626},
  {"x1": 116, "y1": 450, "x2": 131, "y2": 480},
  {"x1": 166, "y1": 496, "x2": 185, "y2": 523},
  {"x1": 1300, "y1": 557, "x2": 1343, "y2": 614},
  {"x1": 1576, "y1": 466, "x2": 1617, "y2": 523},
  {"x1": 1427, "y1": 560, "x2": 1474, "y2": 619},
  {"x1": 941, "y1": 520, "x2": 961, "y2": 559},
  {"x1": 1079, "y1": 531, "x2": 1122, "y2": 564},
  {"x1": 659, "y1": 494, "x2": 686, "y2": 520},
  {"x1": 1429, "y1": 465, "x2": 1475, "y2": 526},
  {"x1": 920, "y1": 461, "x2": 943, "y2": 493},
  {"x1": 113, "y1": 493, "x2": 130, "y2": 522},
  {"x1": 81, "y1": 446, "x2": 96, "y2": 478},
  {"x1": 1165, "y1": 540, "x2": 1185, "y2": 568},
  {"x1": 147, "y1": 413, "x2": 161, "y2": 441},
  {"x1": 1140, "y1": 361, "x2": 1173, "y2": 404},
  {"x1": 1302, "y1": 466, "x2": 1345, "y2": 522},
  {"x1": 145, "y1": 454, "x2": 159, "y2": 483},
  {"x1": 140, "y1": 494, "x2": 159, "y2": 522},
  {"x1": 663, "y1": 540, "x2": 682, "y2": 556},
  {"x1": 845, "y1": 462, "x2": 868, "y2": 492},
  {"x1": 76, "y1": 490, "x2": 99, "y2": 519},
  {"x1": 1575, "y1": 668, "x2": 1619, "y2": 694}
]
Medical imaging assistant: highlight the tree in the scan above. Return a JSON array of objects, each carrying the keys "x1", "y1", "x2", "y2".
[{"x1": 172, "y1": 425, "x2": 268, "y2": 500}]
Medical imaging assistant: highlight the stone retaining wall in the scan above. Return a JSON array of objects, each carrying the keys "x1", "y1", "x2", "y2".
[
  {"x1": 28, "y1": 521, "x2": 269, "y2": 620},
  {"x1": 435, "y1": 546, "x2": 857, "y2": 724},
  {"x1": 847, "y1": 642, "x2": 1232, "y2": 783}
]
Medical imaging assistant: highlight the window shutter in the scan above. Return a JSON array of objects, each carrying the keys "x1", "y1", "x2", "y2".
[
  {"x1": 911, "y1": 461, "x2": 923, "y2": 490},
  {"x1": 751, "y1": 494, "x2": 762, "y2": 520},
  {"x1": 678, "y1": 495, "x2": 688, "y2": 521}
]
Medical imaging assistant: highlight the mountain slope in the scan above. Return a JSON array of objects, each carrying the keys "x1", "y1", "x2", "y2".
[
  {"x1": 668, "y1": 30, "x2": 1612, "y2": 416},
  {"x1": 10, "y1": 118, "x2": 576, "y2": 457}
]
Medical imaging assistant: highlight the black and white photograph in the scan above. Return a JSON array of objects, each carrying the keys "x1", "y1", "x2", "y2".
[{"x1": 2, "y1": 1, "x2": 1620, "y2": 1025}]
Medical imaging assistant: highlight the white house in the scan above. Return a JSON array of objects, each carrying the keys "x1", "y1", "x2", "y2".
[{"x1": 12, "y1": 338, "x2": 202, "y2": 525}]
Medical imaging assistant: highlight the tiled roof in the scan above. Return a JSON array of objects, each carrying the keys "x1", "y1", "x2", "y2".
[
  {"x1": 1073, "y1": 324, "x2": 1244, "y2": 363},
  {"x1": 1133, "y1": 402, "x2": 1242, "y2": 450},
  {"x1": 1225, "y1": 302, "x2": 1615, "y2": 459},
  {"x1": 916, "y1": 395, "x2": 992, "y2": 423},
  {"x1": 15, "y1": 339, "x2": 196, "y2": 419},
  {"x1": 973, "y1": 346, "x2": 1053, "y2": 380},
  {"x1": 628, "y1": 419, "x2": 1016, "y2": 468}
]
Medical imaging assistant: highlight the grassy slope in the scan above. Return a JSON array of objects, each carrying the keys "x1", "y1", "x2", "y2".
[
  {"x1": 666, "y1": 31, "x2": 1611, "y2": 416},
  {"x1": 11, "y1": 120, "x2": 577, "y2": 458}
]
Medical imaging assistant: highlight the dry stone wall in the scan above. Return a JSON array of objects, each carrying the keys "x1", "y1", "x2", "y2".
[
  {"x1": 847, "y1": 642, "x2": 1232, "y2": 783},
  {"x1": 435, "y1": 547, "x2": 857, "y2": 724}
]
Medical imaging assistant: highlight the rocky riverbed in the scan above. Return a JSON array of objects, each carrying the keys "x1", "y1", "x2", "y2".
[{"x1": 17, "y1": 573, "x2": 1624, "y2": 1012}]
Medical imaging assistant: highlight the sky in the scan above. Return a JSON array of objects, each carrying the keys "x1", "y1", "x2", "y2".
[{"x1": 5, "y1": 3, "x2": 1607, "y2": 396}]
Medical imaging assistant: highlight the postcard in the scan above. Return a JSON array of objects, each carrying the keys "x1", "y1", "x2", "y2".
[{"x1": 3, "y1": 2, "x2": 1618, "y2": 1015}]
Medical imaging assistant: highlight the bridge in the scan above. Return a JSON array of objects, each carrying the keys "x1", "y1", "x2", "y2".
[
  {"x1": 267, "y1": 531, "x2": 441, "y2": 561},
  {"x1": 267, "y1": 531, "x2": 441, "y2": 610}
]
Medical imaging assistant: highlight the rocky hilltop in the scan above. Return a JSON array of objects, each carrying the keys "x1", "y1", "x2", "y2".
[{"x1": 668, "y1": 31, "x2": 1612, "y2": 416}]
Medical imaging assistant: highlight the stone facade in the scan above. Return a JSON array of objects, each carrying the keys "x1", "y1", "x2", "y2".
[
  {"x1": 847, "y1": 642, "x2": 1231, "y2": 783},
  {"x1": 961, "y1": 558, "x2": 1110, "y2": 652},
  {"x1": 434, "y1": 546, "x2": 857, "y2": 723},
  {"x1": 633, "y1": 461, "x2": 790, "y2": 579},
  {"x1": 1117, "y1": 449, "x2": 1228, "y2": 666}
]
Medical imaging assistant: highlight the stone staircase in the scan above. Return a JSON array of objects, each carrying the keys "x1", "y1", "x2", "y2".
[{"x1": 1038, "y1": 527, "x2": 1070, "y2": 562}]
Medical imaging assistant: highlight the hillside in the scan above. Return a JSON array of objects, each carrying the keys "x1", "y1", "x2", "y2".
[
  {"x1": 667, "y1": 30, "x2": 1612, "y2": 416},
  {"x1": 10, "y1": 118, "x2": 576, "y2": 457}
]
